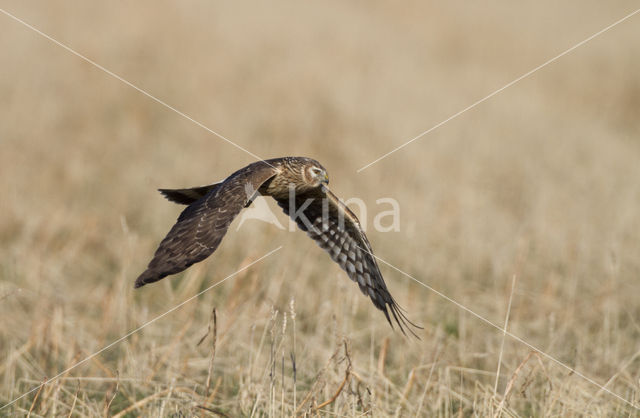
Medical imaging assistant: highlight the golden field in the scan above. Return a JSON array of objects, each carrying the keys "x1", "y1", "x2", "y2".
[{"x1": 1, "y1": 1, "x2": 640, "y2": 416}]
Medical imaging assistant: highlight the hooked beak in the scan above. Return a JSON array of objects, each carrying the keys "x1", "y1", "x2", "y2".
[{"x1": 321, "y1": 173, "x2": 329, "y2": 184}]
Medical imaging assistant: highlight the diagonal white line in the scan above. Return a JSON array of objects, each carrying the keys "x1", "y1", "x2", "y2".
[
  {"x1": 356, "y1": 7, "x2": 640, "y2": 173},
  {"x1": 0, "y1": 246, "x2": 282, "y2": 412},
  {"x1": 369, "y1": 251, "x2": 639, "y2": 410},
  {"x1": 585, "y1": 347, "x2": 640, "y2": 409},
  {"x1": 310, "y1": 186, "x2": 635, "y2": 408},
  {"x1": 0, "y1": 7, "x2": 274, "y2": 169}
]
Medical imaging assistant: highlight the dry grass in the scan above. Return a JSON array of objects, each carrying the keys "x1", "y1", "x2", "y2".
[{"x1": 1, "y1": 1, "x2": 640, "y2": 416}]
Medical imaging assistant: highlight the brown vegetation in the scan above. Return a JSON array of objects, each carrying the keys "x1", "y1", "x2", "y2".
[{"x1": 1, "y1": 1, "x2": 639, "y2": 416}]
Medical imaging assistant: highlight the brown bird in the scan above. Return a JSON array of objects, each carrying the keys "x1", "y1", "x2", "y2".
[{"x1": 135, "y1": 157, "x2": 419, "y2": 336}]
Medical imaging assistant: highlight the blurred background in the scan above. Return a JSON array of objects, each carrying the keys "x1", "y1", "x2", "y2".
[{"x1": 1, "y1": 1, "x2": 639, "y2": 415}]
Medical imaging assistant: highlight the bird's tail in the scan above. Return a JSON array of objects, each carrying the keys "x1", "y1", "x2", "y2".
[{"x1": 158, "y1": 182, "x2": 221, "y2": 205}]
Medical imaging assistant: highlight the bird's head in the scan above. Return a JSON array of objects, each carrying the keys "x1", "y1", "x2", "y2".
[
  {"x1": 284, "y1": 157, "x2": 329, "y2": 192},
  {"x1": 303, "y1": 160, "x2": 329, "y2": 189}
]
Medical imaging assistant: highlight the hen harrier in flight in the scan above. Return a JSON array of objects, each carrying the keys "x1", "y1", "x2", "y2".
[{"x1": 136, "y1": 157, "x2": 419, "y2": 336}]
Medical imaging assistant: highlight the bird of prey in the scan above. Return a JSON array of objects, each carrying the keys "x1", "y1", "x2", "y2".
[{"x1": 135, "y1": 156, "x2": 419, "y2": 336}]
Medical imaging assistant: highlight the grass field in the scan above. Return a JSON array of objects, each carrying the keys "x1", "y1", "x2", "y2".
[{"x1": 1, "y1": 1, "x2": 640, "y2": 416}]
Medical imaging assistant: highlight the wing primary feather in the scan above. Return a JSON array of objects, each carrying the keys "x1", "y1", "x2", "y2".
[
  {"x1": 272, "y1": 184, "x2": 422, "y2": 338},
  {"x1": 135, "y1": 162, "x2": 277, "y2": 288}
]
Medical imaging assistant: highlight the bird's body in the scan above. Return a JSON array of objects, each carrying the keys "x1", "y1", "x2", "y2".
[{"x1": 136, "y1": 157, "x2": 418, "y2": 336}]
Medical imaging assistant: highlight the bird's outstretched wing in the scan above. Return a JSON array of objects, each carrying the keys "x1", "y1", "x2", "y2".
[
  {"x1": 274, "y1": 186, "x2": 420, "y2": 337},
  {"x1": 135, "y1": 162, "x2": 277, "y2": 288}
]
